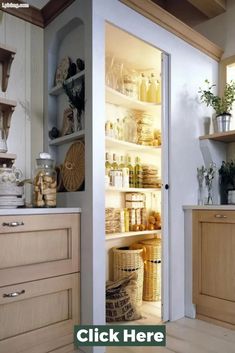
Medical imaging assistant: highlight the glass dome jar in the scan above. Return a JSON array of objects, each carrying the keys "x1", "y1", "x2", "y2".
[{"x1": 33, "y1": 153, "x2": 57, "y2": 208}]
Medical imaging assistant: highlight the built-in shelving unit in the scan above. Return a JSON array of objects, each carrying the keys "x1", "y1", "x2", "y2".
[
  {"x1": 49, "y1": 130, "x2": 85, "y2": 146},
  {"x1": 0, "y1": 43, "x2": 16, "y2": 92},
  {"x1": 106, "y1": 229, "x2": 161, "y2": 240},
  {"x1": 106, "y1": 86, "x2": 160, "y2": 112},
  {"x1": 106, "y1": 186, "x2": 161, "y2": 192},
  {"x1": 106, "y1": 136, "x2": 161, "y2": 153},
  {"x1": 200, "y1": 130, "x2": 235, "y2": 143},
  {"x1": 49, "y1": 70, "x2": 85, "y2": 96},
  {"x1": 0, "y1": 97, "x2": 17, "y2": 138}
]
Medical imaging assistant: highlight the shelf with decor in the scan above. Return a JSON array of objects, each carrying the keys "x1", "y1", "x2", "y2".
[
  {"x1": 0, "y1": 43, "x2": 16, "y2": 92},
  {"x1": 105, "y1": 136, "x2": 161, "y2": 153},
  {"x1": 105, "y1": 229, "x2": 161, "y2": 241},
  {"x1": 49, "y1": 130, "x2": 85, "y2": 146},
  {"x1": 106, "y1": 86, "x2": 160, "y2": 112},
  {"x1": 199, "y1": 130, "x2": 235, "y2": 142},
  {"x1": 49, "y1": 70, "x2": 85, "y2": 96},
  {"x1": 0, "y1": 97, "x2": 17, "y2": 138}
]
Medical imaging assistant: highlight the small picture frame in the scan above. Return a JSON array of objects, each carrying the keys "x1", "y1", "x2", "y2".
[{"x1": 61, "y1": 107, "x2": 74, "y2": 136}]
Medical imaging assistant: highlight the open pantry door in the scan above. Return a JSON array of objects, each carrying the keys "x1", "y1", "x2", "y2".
[{"x1": 161, "y1": 51, "x2": 170, "y2": 322}]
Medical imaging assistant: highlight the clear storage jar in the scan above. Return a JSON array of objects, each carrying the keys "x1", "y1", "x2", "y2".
[{"x1": 33, "y1": 153, "x2": 57, "y2": 208}]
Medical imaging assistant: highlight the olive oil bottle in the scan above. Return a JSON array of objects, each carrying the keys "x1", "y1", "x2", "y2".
[
  {"x1": 134, "y1": 156, "x2": 143, "y2": 188},
  {"x1": 127, "y1": 156, "x2": 135, "y2": 188}
]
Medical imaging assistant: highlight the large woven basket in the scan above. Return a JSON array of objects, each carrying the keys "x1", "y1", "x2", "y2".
[
  {"x1": 113, "y1": 246, "x2": 144, "y2": 306},
  {"x1": 62, "y1": 141, "x2": 85, "y2": 192},
  {"x1": 139, "y1": 238, "x2": 161, "y2": 301}
]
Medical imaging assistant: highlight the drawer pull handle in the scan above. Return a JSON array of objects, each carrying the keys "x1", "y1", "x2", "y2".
[
  {"x1": 3, "y1": 290, "x2": 25, "y2": 298},
  {"x1": 215, "y1": 214, "x2": 227, "y2": 219},
  {"x1": 2, "y1": 221, "x2": 24, "y2": 227}
]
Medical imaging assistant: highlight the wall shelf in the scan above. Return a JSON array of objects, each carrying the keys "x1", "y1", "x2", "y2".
[
  {"x1": 0, "y1": 43, "x2": 16, "y2": 92},
  {"x1": 106, "y1": 186, "x2": 161, "y2": 192},
  {"x1": 199, "y1": 130, "x2": 235, "y2": 142},
  {"x1": 105, "y1": 229, "x2": 161, "y2": 240},
  {"x1": 106, "y1": 86, "x2": 160, "y2": 112},
  {"x1": 49, "y1": 70, "x2": 85, "y2": 96},
  {"x1": 105, "y1": 136, "x2": 161, "y2": 153},
  {"x1": 49, "y1": 130, "x2": 85, "y2": 146},
  {"x1": 0, "y1": 97, "x2": 17, "y2": 138}
]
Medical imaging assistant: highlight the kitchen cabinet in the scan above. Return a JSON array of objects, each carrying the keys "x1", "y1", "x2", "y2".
[
  {"x1": 193, "y1": 209, "x2": 235, "y2": 328},
  {"x1": 0, "y1": 210, "x2": 80, "y2": 353}
]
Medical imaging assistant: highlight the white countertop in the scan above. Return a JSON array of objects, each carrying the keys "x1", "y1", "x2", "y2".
[
  {"x1": 183, "y1": 205, "x2": 235, "y2": 210},
  {"x1": 0, "y1": 207, "x2": 81, "y2": 215}
]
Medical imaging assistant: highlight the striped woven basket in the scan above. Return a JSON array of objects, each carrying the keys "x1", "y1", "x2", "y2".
[
  {"x1": 113, "y1": 246, "x2": 144, "y2": 306},
  {"x1": 139, "y1": 238, "x2": 161, "y2": 301}
]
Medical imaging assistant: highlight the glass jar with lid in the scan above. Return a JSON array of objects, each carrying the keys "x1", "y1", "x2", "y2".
[{"x1": 33, "y1": 152, "x2": 57, "y2": 208}]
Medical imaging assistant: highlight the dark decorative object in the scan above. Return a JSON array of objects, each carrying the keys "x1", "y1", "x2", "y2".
[
  {"x1": 219, "y1": 161, "x2": 235, "y2": 204},
  {"x1": 63, "y1": 77, "x2": 85, "y2": 131},
  {"x1": 68, "y1": 62, "x2": 77, "y2": 78},
  {"x1": 49, "y1": 127, "x2": 59, "y2": 140},
  {"x1": 76, "y1": 58, "x2": 85, "y2": 72}
]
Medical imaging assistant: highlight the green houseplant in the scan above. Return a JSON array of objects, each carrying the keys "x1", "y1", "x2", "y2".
[{"x1": 199, "y1": 80, "x2": 235, "y2": 132}]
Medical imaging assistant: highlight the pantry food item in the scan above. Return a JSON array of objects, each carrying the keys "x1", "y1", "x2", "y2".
[
  {"x1": 136, "y1": 112, "x2": 154, "y2": 146},
  {"x1": 148, "y1": 211, "x2": 161, "y2": 230},
  {"x1": 33, "y1": 153, "x2": 57, "y2": 208},
  {"x1": 105, "y1": 208, "x2": 121, "y2": 234},
  {"x1": 143, "y1": 165, "x2": 161, "y2": 188},
  {"x1": 106, "y1": 273, "x2": 142, "y2": 322}
]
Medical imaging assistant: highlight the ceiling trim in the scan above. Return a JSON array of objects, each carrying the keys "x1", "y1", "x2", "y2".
[
  {"x1": 120, "y1": 0, "x2": 224, "y2": 62},
  {"x1": 187, "y1": 0, "x2": 226, "y2": 18},
  {"x1": 0, "y1": 0, "x2": 75, "y2": 28}
]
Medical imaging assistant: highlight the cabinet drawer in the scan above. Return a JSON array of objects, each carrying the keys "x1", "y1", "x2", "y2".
[
  {"x1": 0, "y1": 214, "x2": 80, "y2": 286},
  {"x1": 0, "y1": 273, "x2": 80, "y2": 353},
  {"x1": 195, "y1": 210, "x2": 235, "y2": 223}
]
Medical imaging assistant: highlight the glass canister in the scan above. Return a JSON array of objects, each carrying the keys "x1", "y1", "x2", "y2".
[{"x1": 33, "y1": 153, "x2": 57, "y2": 208}]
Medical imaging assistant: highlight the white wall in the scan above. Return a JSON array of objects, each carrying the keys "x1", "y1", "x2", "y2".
[
  {"x1": 195, "y1": 0, "x2": 235, "y2": 59},
  {"x1": 0, "y1": 11, "x2": 43, "y2": 202},
  {"x1": 93, "y1": 0, "x2": 218, "y2": 323}
]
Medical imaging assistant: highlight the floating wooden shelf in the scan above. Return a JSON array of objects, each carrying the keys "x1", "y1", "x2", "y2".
[
  {"x1": 0, "y1": 152, "x2": 16, "y2": 160},
  {"x1": 0, "y1": 43, "x2": 16, "y2": 92},
  {"x1": 199, "y1": 130, "x2": 235, "y2": 142},
  {"x1": 0, "y1": 97, "x2": 17, "y2": 138}
]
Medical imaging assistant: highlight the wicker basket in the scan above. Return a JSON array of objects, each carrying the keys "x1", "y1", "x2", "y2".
[
  {"x1": 62, "y1": 141, "x2": 85, "y2": 192},
  {"x1": 113, "y1": 246, "x2": 144, "y2": 306},
  {"x1": 140, "y1": 238, "x2": 161, "y2": 301}
]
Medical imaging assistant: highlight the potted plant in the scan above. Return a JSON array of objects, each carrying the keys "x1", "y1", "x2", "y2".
[{"x1": 199, "y1": 79, "x2": 235, "y2": 132}]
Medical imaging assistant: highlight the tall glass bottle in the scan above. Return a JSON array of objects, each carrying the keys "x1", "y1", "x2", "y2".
[
  {"x1": 134, "y1": 156, "x2": 143, "y2": 188},
  {"x1": 105, "y1": 152, "x2": 112, "y2": 176},
  {"x1": 140, "y1": 73, "x2": 148, "y2": 101},
  {"x1": 112, "y1": 153, "x2": 119, "y2": 170},
  {"x1": 119, "y1": 155, "x2": 125, "y2": 169},
  {"x1": 147, "y1": 73, "x2": 158, "y2": 103},
  {"x1": 127, "y1": 156, "x2": 135, "y2": 188}
]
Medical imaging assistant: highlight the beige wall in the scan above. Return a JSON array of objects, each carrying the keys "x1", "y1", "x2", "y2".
[{"x1": 0, "y1": 11, "x2": 43, "y2": 202}]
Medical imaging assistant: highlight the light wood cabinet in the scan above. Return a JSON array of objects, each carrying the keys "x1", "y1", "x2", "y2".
[
  {"x1": 193, "y1": 210, "x2": 235, "y2": 328},
  {"x1": 0, "y1": 212, "x2": 80, "y2": 353}
]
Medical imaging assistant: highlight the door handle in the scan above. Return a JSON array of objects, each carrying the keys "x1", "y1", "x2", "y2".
[
  {"x1": 214, "y1": 214, "x2": 227, "y2": 218},
  {"x1": 3, "y1": 289, "x2": 25, "y2": 298},
  {"x1": 2, "y1": 221, "x2": 24, "y2": 227}
]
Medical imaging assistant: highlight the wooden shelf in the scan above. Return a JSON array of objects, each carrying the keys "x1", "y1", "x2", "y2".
[
  {"x1": 0, "y1": 97, "x2": 17, "y2": 138},
  {"x1": 49, "y1": 70, "x2": 85, "y2": 96},
  {"x1": 106, "y1": 229, "x2": 161, "y2": 240},
  {"x1": 0, "y1": 153, "x2": 16, "y2": 160},
  {"x1": 199, "y1": 130, "x2": 235, "y2": 142},
  {"x1": 105, "y1": 136, "x2": 161, "y2": 153},
  {"x1": 49, "y1": 130, "x2": 85, "y2": 146},
  {"x1": 106, "y1": 86, "x2": 160, "y2": 112},
  {"x1": 106, "y1": 186, "x2": 161, "y2": 192},
  {"x1": 0, "y1": 43, "x2": 16, "y2": 92}
]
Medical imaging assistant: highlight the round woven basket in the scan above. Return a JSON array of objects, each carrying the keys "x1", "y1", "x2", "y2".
[
  {"x1": 62, "y1": 141, "x2": 85, "y2": 192},
  {"x1": 113, "y1": 246, "x2": 144, "y2": 306},
  {"x1": 139, "y1": 238, "x2": 161, "y2": 301}
]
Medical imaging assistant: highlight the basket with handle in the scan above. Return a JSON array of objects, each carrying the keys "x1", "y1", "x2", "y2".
[
  {"x1": 139, "y1": 237, "x2": 161, "y2": 301},
  {"x1": 113, "y1": 246, "x2": 144, "y2": 306}
]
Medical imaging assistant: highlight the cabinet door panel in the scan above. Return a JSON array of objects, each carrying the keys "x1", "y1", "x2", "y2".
[
  {"x1": 0, "y1": 214, "x2": 80, "y2": 286},
  {"x1": 0, "y1": 273, "x2": 80, "y2": 353}
]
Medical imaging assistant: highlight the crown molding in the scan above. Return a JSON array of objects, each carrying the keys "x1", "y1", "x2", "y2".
[
  {"x1": 0, "y1": 0, "x2": 75, "y2": 28},
  {"x1": 120, "y1": 0, "x2": 223, "y2": 62}
]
